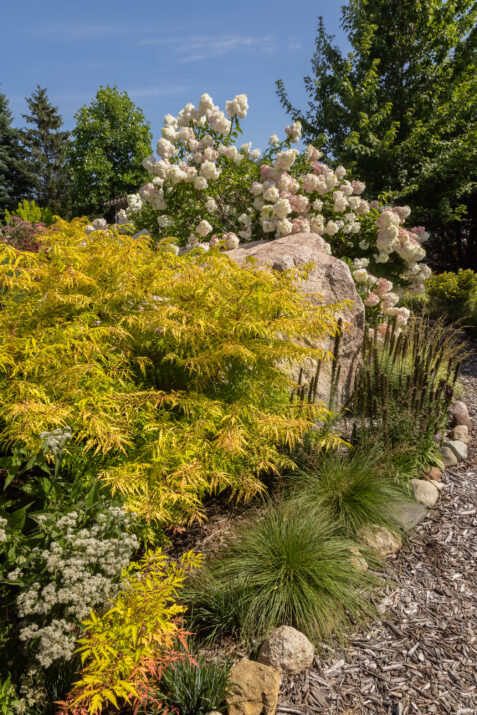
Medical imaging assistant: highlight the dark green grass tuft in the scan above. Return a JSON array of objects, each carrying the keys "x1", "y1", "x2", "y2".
[
  {"x1": 155, "y1": 653, "x2": 232, "y2": 715},
  {"x1": 184, "y1": 500, "x2": 380, "y2": 645},
  {"x1": 290, "y1": 448, "x2": 409, "y2": 538}
]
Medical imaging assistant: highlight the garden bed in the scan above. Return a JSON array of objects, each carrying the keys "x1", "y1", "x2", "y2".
[{"x1": 277, "y1": 340, "x2": 477, "y2": 715}]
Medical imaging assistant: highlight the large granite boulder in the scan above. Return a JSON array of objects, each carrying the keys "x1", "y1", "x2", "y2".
[{"x1": 226, "y1": 233, "x2": 365, "y2": 407}]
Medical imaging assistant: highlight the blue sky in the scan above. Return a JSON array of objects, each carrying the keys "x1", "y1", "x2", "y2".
[{"x1": 1, "y1": 0, "x2": 349, "y2": 150}]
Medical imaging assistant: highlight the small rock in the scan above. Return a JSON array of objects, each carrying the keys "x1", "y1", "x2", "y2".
[
  {"x1": 227, "y1": 658, "x2": 280, "y2": 715},
  {"x1": 439, "y1": 446, "x2": 458, "y2": 467},
  {"x1": 389, "y1": 501, "x2": 427, "y2": 531},
  {"x1": 443, "y1": 439, "x2": 468, "y2": 461},
  {"x1": 420, "y1": 465, "x2": 443, "y2": 481},
  {"x1": 449, "y1": 401, "x2": 472, "y2": 431},
  {"x1": 258, "y1": 625, "x2": 314, "y2": 675},
  {"x1": 349, "y1": 546, "x2": 368, "y2": 572},
  {"x1": 358, "y1": 525, "x2": 402, "y2": 556},
  {"x1": 207, "y1": 712, "x2": 223, "y2": 715},
  {"x1": 431, "y1": 479, "x2": 444, "y2": 491},
  {"x1": 410, "y1": 479, "x2": 439, "y2": 507},
  {"x1": 449, "y1": 424, "x2": 470, "y2": 444}
]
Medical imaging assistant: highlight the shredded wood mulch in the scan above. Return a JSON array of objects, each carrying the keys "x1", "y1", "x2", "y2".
[{"x1": 278, "y1": 338, "x2": 477, "y2": 715}]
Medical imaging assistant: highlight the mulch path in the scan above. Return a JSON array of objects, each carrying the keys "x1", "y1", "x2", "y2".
[{"x1": 278, "y1": 338, "x2": 477, "y2": 715}]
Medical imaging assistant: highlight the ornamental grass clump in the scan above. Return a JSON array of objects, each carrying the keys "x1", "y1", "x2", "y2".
[
  {"x1": 184, "y1": 501, "x2": 379, "y2": 645},
  {"x1": 290, "y1": 448, "x2": 408, "y2": 538},
  {"x1": 352, "y1": 316, "x2": 468, "y2": 476},
  {"x1": 0, "y1": 219, "x2": 343, "y2": 525},
  {"x1": 155, "y1": 653, "x2": 232, "y2": 715}
]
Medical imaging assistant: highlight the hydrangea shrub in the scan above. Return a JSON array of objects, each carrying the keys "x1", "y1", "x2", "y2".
[{"x1": 125, "y1": 93, "x2": 431, "y2": 333}]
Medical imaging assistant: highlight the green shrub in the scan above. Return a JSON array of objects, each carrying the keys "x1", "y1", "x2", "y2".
[
  {"x1": 4, "y1": 200, "x2": 57, "y2": 227},
  {"x1": 426, "y1": 269, "x2": 477, "y2": 332},
  {"x1": 185, "y1": 500, "x2": 379, "y2": 645},
  {"x1": 290, "y1": 448, "x2": 408, "y2": 537},
  {"x1": 0, "y1": 219, "x2": 344, "y2": 526},
  {"x1": 155, "y1": 653, "x2": 232, "y2": 715}
]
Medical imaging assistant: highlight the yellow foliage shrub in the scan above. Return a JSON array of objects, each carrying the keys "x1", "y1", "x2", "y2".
[
  {"x1": 57, "y1": 549, "x2": 202, "y2": 714},
  {"x1": 0, "y1": 219, "x2": 344, "y2": 524}
]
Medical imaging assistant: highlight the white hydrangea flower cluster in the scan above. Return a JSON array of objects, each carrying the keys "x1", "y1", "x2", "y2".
[{"x1": 16, "y1": 506, "x2": 138, "y2": 669}]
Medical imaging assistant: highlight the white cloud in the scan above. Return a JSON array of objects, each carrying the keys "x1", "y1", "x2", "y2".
[{"x1": 140, "y1": 33, "x2": 274, "y2": 62}]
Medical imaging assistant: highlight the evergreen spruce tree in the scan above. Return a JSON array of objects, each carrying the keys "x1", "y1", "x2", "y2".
[
  {"x1": 276, "y1": 0, "x2": 477, "y2": 270},
  {"x1": 21, "y1": 86, "x2": 71, "y2": 217},
  {"x1": 68, "y1": 85, "x2": 152, "y2": 218},
  {"x1": 0, "y1": 91, "x2": 32, "y2": 216}
]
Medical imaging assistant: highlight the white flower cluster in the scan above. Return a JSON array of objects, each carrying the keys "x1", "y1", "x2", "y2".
[
  {"x1": 17, "y1": 506, "x2": 138, "y2": 669},
  {"x1": 40, "y1": 426, "x2": 72, "y2": 457},
  {"x1": 0, "y1": 516, "x2": 7, "y2": 543}
]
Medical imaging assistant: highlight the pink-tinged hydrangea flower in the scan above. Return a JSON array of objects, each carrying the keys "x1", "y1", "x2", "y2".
[
  {"x1": 224, "y1": 232, "x2": 240, "y2": 249},
  {"x1": 340, "y1": 182, "x2": 354, "y2": 197},
  {"x1": 203, "y1": 147, "x2": 219, "y2": 162},
  {"x1": 304, "y1": 145, "x2": 322, "y2": 163},
  {"x1": 335, "y1": 165, "x2": 346, "y2": 179},
  {"x1": 285, "y1": 121, "x2": 302, "y2": 143},
  {"x1": 392, "y1": 205, "x2": 411, "y2": 222},
  {"x1": 260, "y1": 164, "x2": 279, "y2": 181},
  {"x1": 292, "y1": 217, "x2": 310, "y2": 233},
  {"x1": 364, "y1": 292, "x2": 380, "y2": 307},
  {"x1": 289, "y1": 194, "x2": 310, "y2": 214},
  {"x1": 357, "y1": 199, "x2": 370, "y2": 215},
  {"x1": 375, "y1": 277, "x2": 393, "y2": 297},
  {"x1": 411, "y1": 226, "x2": 430, "y2": 242},
  {"x1": 351, "y1": 180, "x2": 366, "y2": 195},
  {"x1": 312, "y1": 162, "x2": 326, "y2": 174}
]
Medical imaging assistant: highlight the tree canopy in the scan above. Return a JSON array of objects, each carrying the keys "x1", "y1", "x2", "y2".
[
  {"x1": 68, "y1": 85, "x2": 153, "y2": 218},
  {"x1": 0, "y1": 91, "x2": 32, "y2": 216},
  {"x1": 276, "y1": 0, "x2": 477, "y2": 269},
  {"x1": 21, "y1": 85, "x2": 71, "y2": 216}
]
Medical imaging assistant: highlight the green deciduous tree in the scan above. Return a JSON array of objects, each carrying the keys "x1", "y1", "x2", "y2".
[
  {"x1": 0, "y1": 91, "x2": 32, "y2": 216},
  {"x1": 276, "y1": 0, "x2": 477, "y2": 270},
  {"x1": 21, "y1": 86, "x2": 71, "y2": 217},
  {"x1": 68, "y1": 85, "x2": 152, "y2": 218}
]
